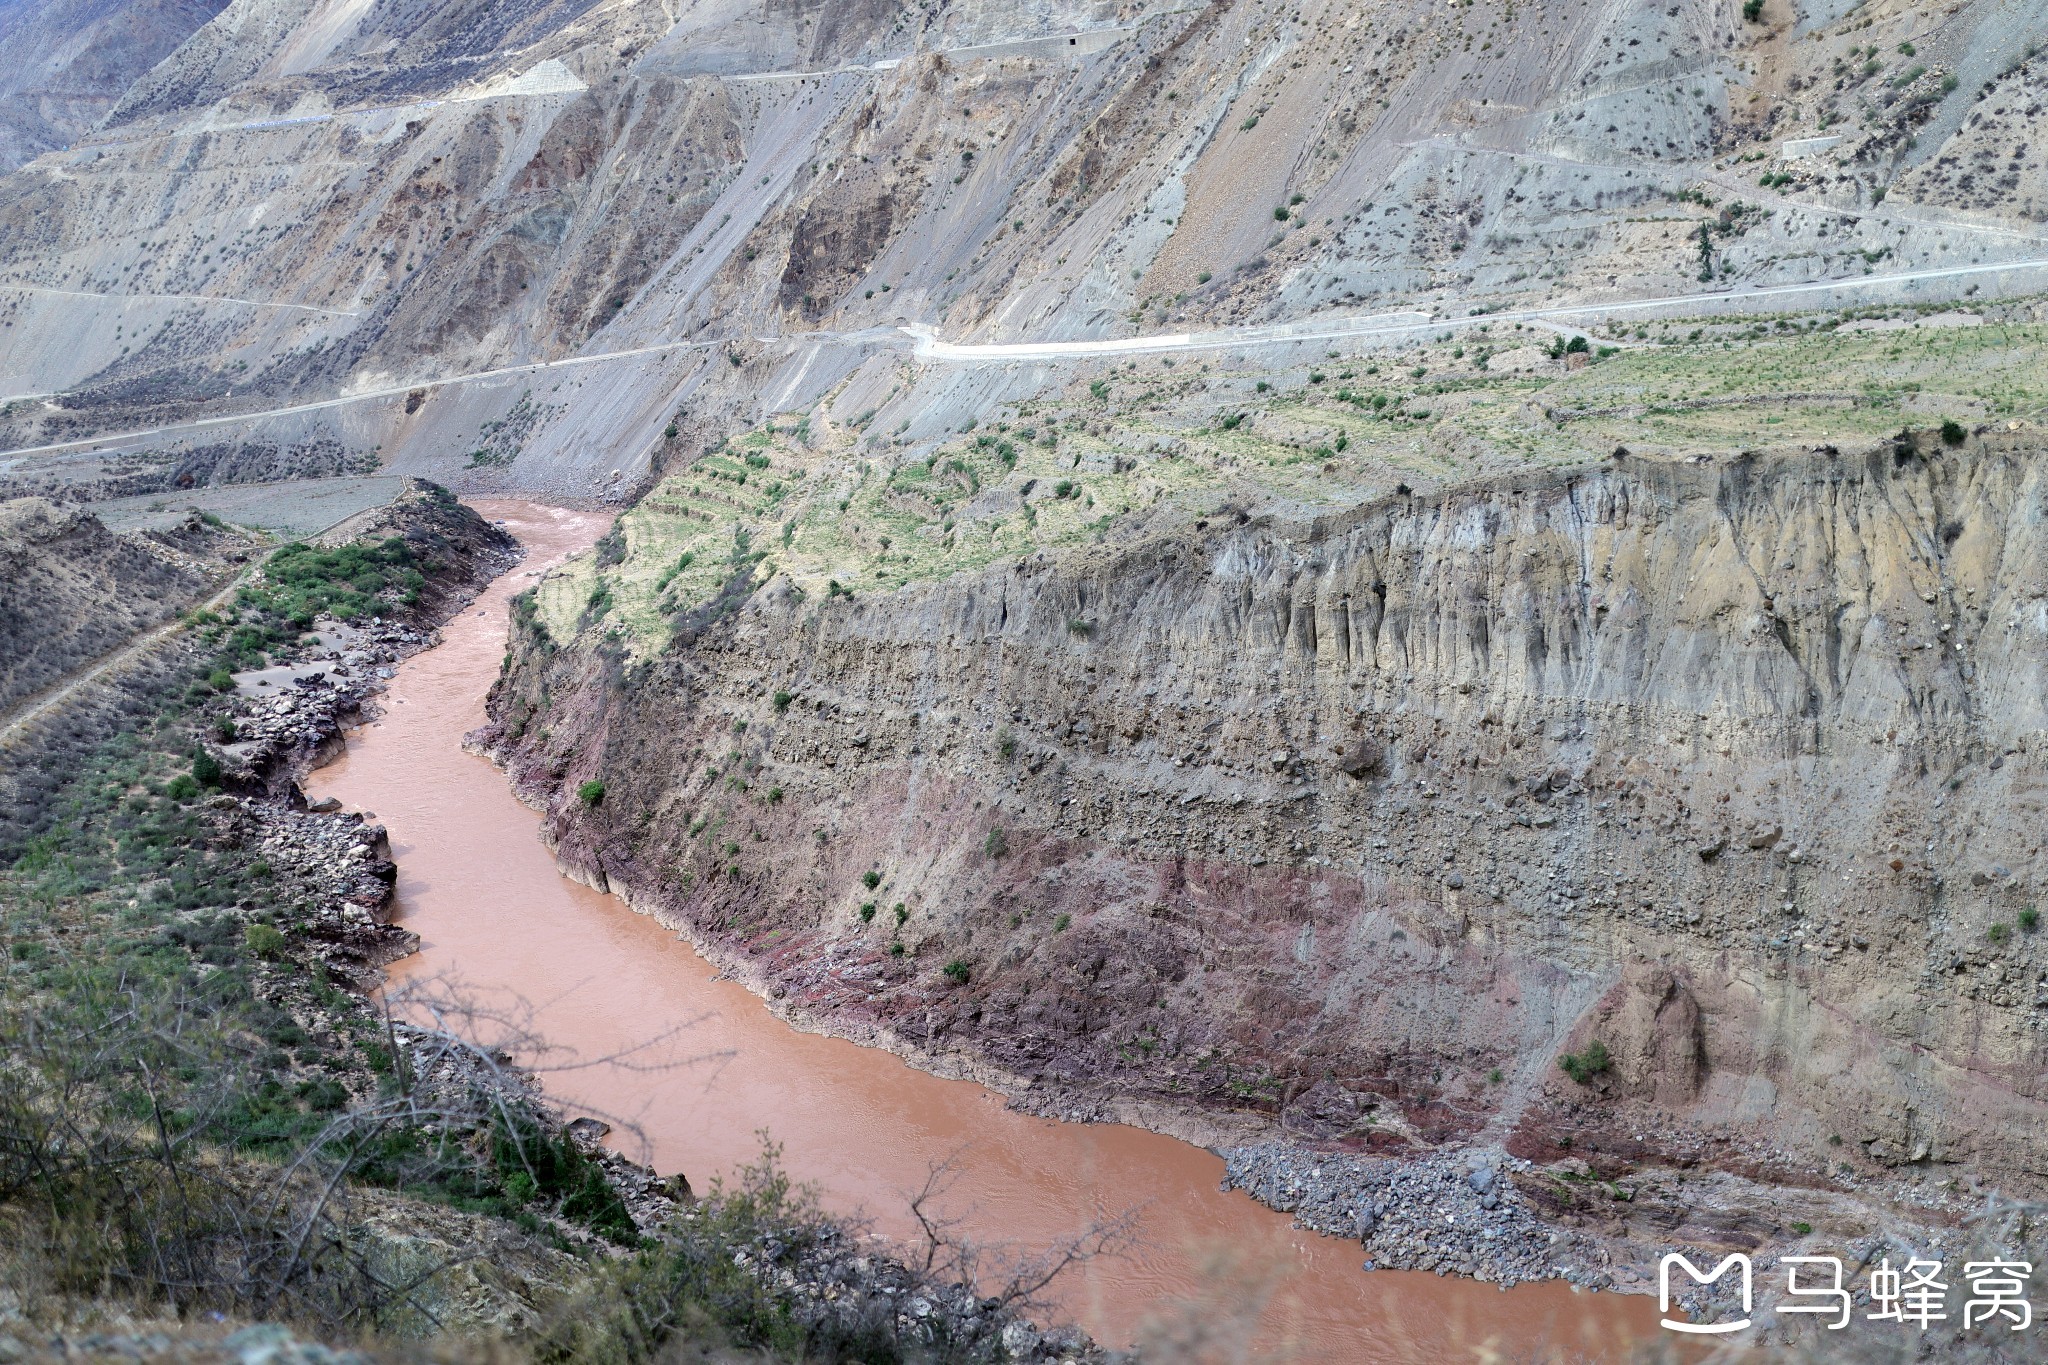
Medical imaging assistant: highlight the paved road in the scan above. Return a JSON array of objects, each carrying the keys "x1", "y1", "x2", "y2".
[
  {"x1": 0, "y1": 337, "x2": 754, "y2": 461},
  {"x1": 5, "y1": 256, "x2": 2045, "y2": 461},
  {"x1": 907, "y1": 255, "x2": 2048, "y2": 362}
]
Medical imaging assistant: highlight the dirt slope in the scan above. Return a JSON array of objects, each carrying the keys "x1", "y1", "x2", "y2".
[{"x1": 0, "y1": 495, "x2": 252, "y2": 716}]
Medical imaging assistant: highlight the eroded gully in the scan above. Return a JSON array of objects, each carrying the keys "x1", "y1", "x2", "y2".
[{"x1": 306, "y1": 501, "x2": 1668, "y2": 1362}]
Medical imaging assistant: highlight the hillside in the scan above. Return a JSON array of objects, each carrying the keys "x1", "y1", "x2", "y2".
[{"x1": 0, "y1": 0, "x2": 2040, "y2": 501}]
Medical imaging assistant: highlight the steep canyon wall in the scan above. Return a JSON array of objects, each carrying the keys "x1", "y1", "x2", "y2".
[{"x1": 487, "y1": 430, "x2": 2048, "y2": 1189}]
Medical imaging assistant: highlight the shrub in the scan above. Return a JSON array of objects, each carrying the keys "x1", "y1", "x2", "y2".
[
  {"x1": 765, "y1": 786, "x2": 783, "y2": 804},
  {"x1": 996, "y1": 728, "x2": 1017, "y2": 760},
  {"x1": 772, "y1": 690, "x2": 793, "y2": 713},
  {"x1": 892, "y1": 903, "x2": 908, "y2": 926},
  {"x1": 1089, "y1": 380, "x2": 1109, "y2": 400},
  {"x1": 943, "y1": 960, "x2": 971, "y2": 984},
  {"x1": 1558, "y1": 1040, "x2": 1612, "y2": 1084},
  {"x1": 861, "y1": 869, "x2": 881, "y2": 890},
  {"x1": 859, "y1": 902, "x2": 877, "y2": 923},
  {"x1": 984, "y1": 826, "x2": 1009, "y2": 859},
  {"x1": 889, "y1": 941, "x2": 906, "y2": 957},
  {"x1": 2021, "y1": 906, "x2": 2040, "y2": 932},
  {"x1": 192, "y1": 750, "x2": 224, "y2": 789},
  {"x1": 1940, "y1": 419, "x2": 1968, "y2": 446},
  {"x1": 577, "y1": 780, "x2": 607, "y2": 807},
  {"x1": 243, "y1": 922, "x2": 287, "y2": 959},
  {"x1": 1273, "y1": 206, "x2": 1290, "y2": 221},
  {"x1": 1742, "y1": 0, "x2": 1763, "y2": 21},
  {"x1": 1053, "y1": 913, "x2": 1072, "y2": 932},
  {"x1": 1989, "y1": 922, "x2": 2012, "y2": 945},
  {"x1": 208, "y1": 668, "x2": 237, "y2": 692},
  {"x1": 164, "y1": 775, "x2": 200, "y2": 802}
]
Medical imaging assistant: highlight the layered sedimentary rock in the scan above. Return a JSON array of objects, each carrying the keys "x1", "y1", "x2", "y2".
[{"x1": 487, "y1": 429, "x2": 2048, "y2": 1188}]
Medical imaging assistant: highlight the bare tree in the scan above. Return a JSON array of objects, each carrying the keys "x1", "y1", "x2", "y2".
[{"x1": 901, "y1": 1146, "x2": 1142, "y2": 1318}]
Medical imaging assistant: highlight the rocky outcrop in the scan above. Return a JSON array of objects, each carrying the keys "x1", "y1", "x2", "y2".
[{"x1": 489, "y1": 430, "x2": 2048, "y2": 1200}]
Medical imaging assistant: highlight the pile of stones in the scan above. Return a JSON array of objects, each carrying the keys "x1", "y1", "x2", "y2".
[{"x1": 1221, "y1": 1143, "x2": 1601, "y2": 1289}]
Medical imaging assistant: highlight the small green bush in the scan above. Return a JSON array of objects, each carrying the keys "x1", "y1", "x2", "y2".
[
  {"x1": 892, "y1": 903, "x2": 908, "y2": 926},
  {"x1": 1742, "y1": 0, "x2": 1763, "y2": 21},
  {"x1": 1273, "y1": 206, "x2": 1290, "y2": 221},
  {"x1": 943, "y1": 960, "x2": 971, "y2": 984},
  {"x1": 208, "y1": 669, "x2": 236, "y2": 692},
  {"x1": 192, "y1": 750, "x2": 224, "y2": 789},
  {"x1": 1558, "y1": 1040, "x2": 1612, "y2": 1085},
  {"x1": 243, "y1": 922, "x2": 287, "y2": 959},
  {"x1": 577, "y1": 780, "x2": 607, "y2": 807},
  {"x1": 861, "y1": 869, "x2": 881, "y2": 890},
  {"x1": 772, "y1": 690, "x2": 793, "y2": 713},
  {"x1": 1940, "y1": 419, "x2": 1968, "y2": 446},
  {"x1": 1989, "y1": 922, "x2": 2012, "y2": 945},
  {"x1": 1053, "y1": 913, "x2": 1072, "y2": 932},
  {"x1": 2020, "y1": 906, "x2": 2039, "y2": 932},
  {"x1": 984, "y1": 826, "x2": 1009, "y2": 859},
  {"x1": 859, "y1": 902, "x2": 876, "y2": 923},
  {"x1": 889, "y1": 941, "x2": 905, "y2": 957}
]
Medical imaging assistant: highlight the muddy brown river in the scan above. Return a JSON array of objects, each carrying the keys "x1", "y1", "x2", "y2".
[{"x1": 307, "y1": 501, "x2": 1669, "y2": 1362}]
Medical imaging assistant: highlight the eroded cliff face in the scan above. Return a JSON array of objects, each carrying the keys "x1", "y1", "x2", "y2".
[{"x1": 486, "y1": 430, "x2": 2048, "y2": 1188}]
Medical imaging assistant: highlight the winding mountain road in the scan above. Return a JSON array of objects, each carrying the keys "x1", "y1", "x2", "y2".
[{"x1": 4, "y1": 255, "x2": 2045, "y2": 462}]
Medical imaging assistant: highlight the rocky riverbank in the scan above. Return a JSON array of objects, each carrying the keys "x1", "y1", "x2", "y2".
[{"x1": 1221, "y1": 1144, "x2": 1596, "y2": 1290}]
